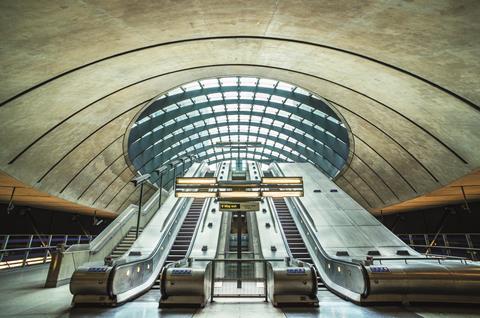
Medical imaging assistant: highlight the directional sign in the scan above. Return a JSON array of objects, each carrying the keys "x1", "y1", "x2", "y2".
[{"x1": 219, "y1": 201, "x2": 259, "y2": 212}]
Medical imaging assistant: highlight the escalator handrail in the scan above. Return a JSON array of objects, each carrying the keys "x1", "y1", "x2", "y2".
[
  {"x1": 107, "y1": 162, "x2": 207, "y2": 299},
  {"x1": 92, "y1": 191, "x2": 161, "y2": 254},
  {"x1": 289, "y1": 188, "x2": 370, "y2": 297},
  {"x1": 270, "y1": 162, "x2": 369, "y2": 299},
  {"x1": 66, "y1": 190, "x2": 160, "y2": 254}
]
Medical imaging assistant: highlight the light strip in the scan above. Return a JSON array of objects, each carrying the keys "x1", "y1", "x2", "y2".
[
  {"x1": 218, "y1": 191, "x2": 260, "y2": 198},
  {"x1": 175, "y1": 192, "x2": 217, "y2": 198},
  {"x1": 176, "y1": 177, "x2": 217, "y2": 185},
  {"x1": 262, "y1": 191, "x2": 304, "y2": 197},
  {"x1": 262, "y1": 177, "x2": 303, "y2": 185}
]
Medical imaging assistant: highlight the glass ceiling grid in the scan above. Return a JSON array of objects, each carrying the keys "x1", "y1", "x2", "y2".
[
  {"x1": 128, "y1": 76, "x2": 350, "y2": 180},
  {"x1": 133, "y1": 99, "x2": 343, "y2": 144},
  {"x1": 132, "y1": 121, "x2": 346, "y2": 172}
]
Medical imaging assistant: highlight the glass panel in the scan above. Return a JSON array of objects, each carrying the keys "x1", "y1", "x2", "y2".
[
  {"x1": 182, "y1": 82, "x2": 201, "y2": 91},
  {"x1": 258, "y1": 78, "x2": 277, "y2": 88},
  {"x1": 167, "y1": 87, "x2": 183, "y2": 96},
  {"x1": 239, "y1": 77, "x2": 257, "y2": 86},
  {"x1": 200, "y1": 79, "x2": 220, "y2": 88},
  {"x1": 220, "y1": 77, "x2": 238, "y2": 87},
  {"x1": 276, "y1": 82, "x2": 294, "y2": 92}
]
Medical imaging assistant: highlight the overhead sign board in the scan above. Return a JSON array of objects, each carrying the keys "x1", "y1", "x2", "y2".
[{"x1": 219, "y1": 201, "x2": 260, "y2": 212}]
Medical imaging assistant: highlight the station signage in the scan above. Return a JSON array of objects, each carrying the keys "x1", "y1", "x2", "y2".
[{"x1": 219, "y1": 201, "x2": 259, "y2": 212}]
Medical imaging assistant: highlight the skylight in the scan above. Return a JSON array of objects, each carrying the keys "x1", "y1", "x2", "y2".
[{"x1": 127, "y1": 76, "x2": 350, "y2": 184}]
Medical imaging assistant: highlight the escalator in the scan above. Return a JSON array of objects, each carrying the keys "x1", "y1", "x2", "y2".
[
  {"x1": 273, "y1": 198, "x2": 325, "y2": 289},
  {"x1": 164, "y1": 198, "x2": 204, "y2": 265},
  {"x1": 152, "y1": 198, "x2": 205, "y2": 289},
  {"x1": 108, "y1": 227, "x2": 144, "y2": 260},
  {"x1": 70, "y1": 162, "x2": 212, "y2": 305}
]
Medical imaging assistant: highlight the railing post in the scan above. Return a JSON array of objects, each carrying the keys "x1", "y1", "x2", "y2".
[
  {"x1": 23, "y1": 235, "x2": 34, "y2": 267},
  {"x1": 443, "y1": 234, "x2": 451, "y2": 256},
  {"x1": 465, "y1": 234, "x2": 476, "y2": 261},
  {"x1": 0, "y1": 235, "x2": 9, "y2": 263},
  {"x1": 44, "y1": 235, "x2": 53, "y2": 263},
  {"x1": 210, "y1": 260, "x2": 215, "y2": 303},
  {"x1": 136, "y1": 182, "x2": 144, "y2": 239},
  {"x1": 264, "y1": 261, "x2": 268, "y2": 302}
]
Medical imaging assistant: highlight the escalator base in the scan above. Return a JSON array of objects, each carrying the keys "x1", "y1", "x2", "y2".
[
  {"x1": 159, "y1": 296, "x2": 207, "y2": 308},
  {"x1": 272, "y1": 294, "x2": 319, "y2": 307}
]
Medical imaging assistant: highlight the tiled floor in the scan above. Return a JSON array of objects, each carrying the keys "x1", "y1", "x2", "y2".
[{"x1": 0, "y1": 265, "x2": 479, "y2": 317}]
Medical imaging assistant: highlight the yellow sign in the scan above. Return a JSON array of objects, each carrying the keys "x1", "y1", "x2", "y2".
[
  {"x1": 219, "y1": 201, "x2": 259, "y2": 212},
  {"x1": 220, "y1": 203, "x2": 241, "y2": 209}
]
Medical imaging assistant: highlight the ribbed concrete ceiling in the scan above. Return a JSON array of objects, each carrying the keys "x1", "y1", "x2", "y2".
[{"x1": 0, "y1": 0, "x2": 479, "y2": 216}]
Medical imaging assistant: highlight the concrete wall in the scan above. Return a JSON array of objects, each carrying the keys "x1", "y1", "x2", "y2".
[{"x1": 0, "y1": 0, "x2": 479, "y2": 214}]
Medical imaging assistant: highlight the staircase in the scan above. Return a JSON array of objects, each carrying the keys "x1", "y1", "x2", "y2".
[
  {"x1": 108, "y1": 227, "x2": 144, "y2": 259},
  {"x1": 152, "y1": 198, "x2": 205, "y2": 289},
  {"x1": 273, "y1": 198, "x2": 325, "y2": 289}
]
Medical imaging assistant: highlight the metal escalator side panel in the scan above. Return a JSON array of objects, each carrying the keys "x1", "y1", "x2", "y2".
[
  {"x1": 108, "y1": 198, "x2": 192, "y2": 302},
  {"x1": 269, "y1": 163, "x2": 368, "y2": 303},
  {"x1": 106, "y1": 162, "x2": 208, "y2": 304}
]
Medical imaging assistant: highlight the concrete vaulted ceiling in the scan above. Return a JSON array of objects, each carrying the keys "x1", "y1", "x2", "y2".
[{"x1": 0, "y1": 0, "x2": 479, "y2": 217}]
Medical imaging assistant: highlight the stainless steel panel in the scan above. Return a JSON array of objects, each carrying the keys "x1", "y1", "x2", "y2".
[
  {"x1": 343, "y1": 209, "x2": 381, "y2": 226},
  {"x1": 318, "y1": 208, "x2": 354, "y2": 226},
  {"x1": 70, "y1": 266, "x2": 112, "y2": 295},
  {"x1": 316, "y1": 226, "x2": 345, "y2": 249},
  {"x1": 358, "y1": 225, "x2": 406, "y2": 248},
  {"x1": 333, "y1": 226, "x2": 372, "y2": 248},
  {"x1": 267, "y1": 263, "x2": 318, "y2": 306}
]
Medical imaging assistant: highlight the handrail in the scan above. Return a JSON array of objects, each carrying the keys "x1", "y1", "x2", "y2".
[
  {"x1": 0, "y1": 246, "x2": 56, "y2": 252},
  {"x1": 89, "y1": 188, "x2": 161, "y2": 254},
  {"x1": 270, "y1": 162, "x2": 369, "y2": 300},
  {"x1": 193, "y1": 257, "x2": 285, "y2": 262},
  {"x1": 270, "y1": 163, "x2": 355, "y2": 268},
  {"x1": 408, "y1": 244, "x2": 480, "y2": 252},
  {"x1": 107, "y1": 162, "x2": 208, "y2": 301},
  {"x1": 398, "y1": 232, "x2": 480, "y2": 236},
  {"x1": 1, "y1": 234, "x2": 92, "y2": 270},
  {"x1": 293, "y1": 197, "x2": 318, "y2": 232}
]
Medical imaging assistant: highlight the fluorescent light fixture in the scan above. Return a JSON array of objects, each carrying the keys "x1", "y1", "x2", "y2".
[
  {"x1": 262, "y1": 177, "x2": 303, "y2": 184},
  {"x1": 262, "y1": 191, "x2": 303, "y2": 197},
  {"x1": 176, "y1": 177, "x2": 217, "y2": 185},
  {"x1": 218, "y1": 191, "x2": 260, "y2": 198},
  {"x1": 176, "y1": 192, "x2": 217, "y2": 198}
]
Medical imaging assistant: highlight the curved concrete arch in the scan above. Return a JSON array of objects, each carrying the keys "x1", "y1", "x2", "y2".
[{"x1": 1, "y1": 1, "x2": 480, "y2": 215}]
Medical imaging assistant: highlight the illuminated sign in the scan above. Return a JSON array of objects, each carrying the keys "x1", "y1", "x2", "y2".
[
  {"x1": 219, "y1": 201, "x2": 259, "y2": 212},
  {"x1": 220, "y1": 203, "x2": 241, "y2": 209}
]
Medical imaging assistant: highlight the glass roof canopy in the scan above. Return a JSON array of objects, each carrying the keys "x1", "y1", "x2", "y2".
[{"x1": 127, "y1": 77, "x2": 350, "y2": 188}]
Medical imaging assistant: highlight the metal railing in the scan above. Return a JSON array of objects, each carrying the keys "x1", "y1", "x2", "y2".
[
  {"x1": 193, "y1": 257, "x2": 284, "y2": 302},
  {"x1": 397, "y1": 233, "x2": 480, "y2": 261},
  {"x1": 0, "y1": 234, "x2": 94, "y2": 270}
]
